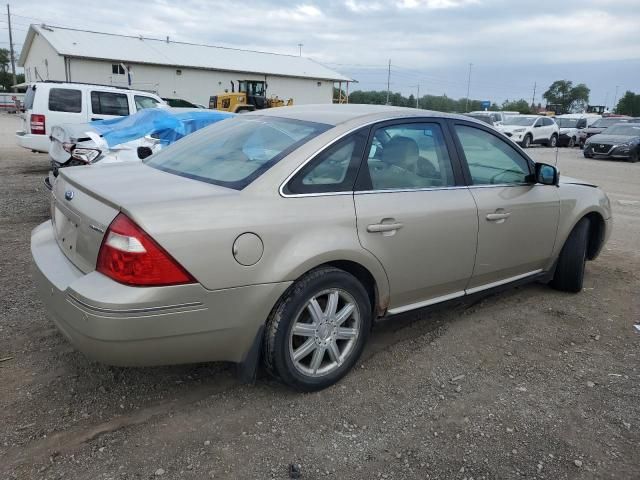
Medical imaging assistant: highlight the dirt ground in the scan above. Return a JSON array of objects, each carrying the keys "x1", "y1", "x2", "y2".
[{"x1": 1, "y1": 113, "x2": 638, "y2": 480}]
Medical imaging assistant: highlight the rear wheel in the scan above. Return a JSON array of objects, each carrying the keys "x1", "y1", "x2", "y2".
[
  {"x1": 521, "y1": 134, "x2": 532, "y2": 148},
  {"x1": 568, "y1": 137, "x2": 576, "y2": 148},
  {"x1": 550, "y1": 218, "x2": 590, "y2": 293},
  {"x1": 263, "y1": 267, "x2": 372, "y2": 391},
  {"x1": 549, "y1": 134, "x2": 558, "y2": 148}
]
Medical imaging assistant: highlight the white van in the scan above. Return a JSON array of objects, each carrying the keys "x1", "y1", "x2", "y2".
[{"x1": 16, "y1": 82, "x2": 166, "y2": 153}]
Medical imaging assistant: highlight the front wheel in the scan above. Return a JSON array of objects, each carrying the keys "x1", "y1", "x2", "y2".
[
  {"x1": 263, "y1": 267, "x2": 372, "y2": 391},
  {"x1": 629, "y1": 150, "x2": 639, "y2": 163},
  {"x1": 521, "y1": 134, "x2": 532, "y2": 148},
  {"x1": 550, "y1": 218, "x2": 590, "y2": 293}
]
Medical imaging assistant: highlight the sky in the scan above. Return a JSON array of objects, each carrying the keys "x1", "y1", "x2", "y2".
[{"x1": 4, "y1": 0, "x2": 640, "y2": 107}]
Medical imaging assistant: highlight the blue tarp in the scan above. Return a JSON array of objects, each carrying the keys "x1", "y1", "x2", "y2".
[{"x1": 90, "y1": 109, "x2": 235, "y2": 147}]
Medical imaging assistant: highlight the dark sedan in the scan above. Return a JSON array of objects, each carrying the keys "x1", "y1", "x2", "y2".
[
  {"x1": 579, "y1": 116, "x2": 632, "y2": 148},
  {"x1": 583, "y1": 123, "x2": 640, "y2": 162}
]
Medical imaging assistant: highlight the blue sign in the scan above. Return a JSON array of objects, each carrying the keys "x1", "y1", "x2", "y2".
[{"x1": 481, "y1": 100, "x2": 491, "y2": 109}]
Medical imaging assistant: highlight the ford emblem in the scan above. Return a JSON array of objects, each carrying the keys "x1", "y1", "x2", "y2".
[{"x1": 64, "y1": 190, "x2": 75, "y2": 201}]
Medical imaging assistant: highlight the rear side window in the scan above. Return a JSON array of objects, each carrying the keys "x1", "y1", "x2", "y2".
[
  {"x1": 91, "y1": 91, "x2": 129, "y2": 116},
  {"x1": 48, "y1": 88, "x2": 82, "y2": 113},
  {"x1": 286, "y1": 129, "x2": 368, "y2": 194}
]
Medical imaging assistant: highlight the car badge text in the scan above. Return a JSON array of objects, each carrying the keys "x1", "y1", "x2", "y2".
[{"x1": 64, "y1": 190, "x2": 75, "y2": 201}]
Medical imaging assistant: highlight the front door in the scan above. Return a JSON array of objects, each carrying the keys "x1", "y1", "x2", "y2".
[
  {"x1": 354, "y1": 120, "x2": 478, "y2": 313},
  {"x1": 450, "y1": 121, "x2": 560, "y2": 291}
]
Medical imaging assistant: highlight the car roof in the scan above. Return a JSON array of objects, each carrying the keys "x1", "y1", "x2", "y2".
[
  {"x1": 30, "y1": 81, "x2": 157, "y2": 96},
  {"x1": 251, "y1": 104, "x2": 472, "y2": 127}
]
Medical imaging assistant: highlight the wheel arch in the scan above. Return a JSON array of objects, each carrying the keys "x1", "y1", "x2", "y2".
[{"x1": 584, "y1": 211, "x2": 606, "y2": 260}]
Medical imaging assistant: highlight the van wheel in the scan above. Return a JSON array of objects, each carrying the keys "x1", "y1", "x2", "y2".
[
  {"x1": 550, "y1": 218, "x2": 590, "y2": 293},
  {"x1": 263, "y1": 267, "x2": 371, "y2": 391}
]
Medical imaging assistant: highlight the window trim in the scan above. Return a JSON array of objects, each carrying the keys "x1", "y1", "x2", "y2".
[
  {"x1": 354, "y1": 117, "x2": 466, "y2": 193},
  {"x1": 446, "y1": 119, "x2": 535, "y2": 188}
]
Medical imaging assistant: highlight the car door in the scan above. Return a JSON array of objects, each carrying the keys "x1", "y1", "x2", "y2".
[
  {"x1": 89, "y1": 89, "x2": 131, "y2": 121},
  {"x1": 449, "y1": 121, "x2": 560, "y2": 291},
  {"x1": 353, "y1": 120, "x2": 478, "y2": 313},
  {"x1": 532, "y1": 117, "x2": 545, "y2": 142}
]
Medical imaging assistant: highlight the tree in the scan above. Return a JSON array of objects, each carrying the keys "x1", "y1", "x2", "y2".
[
  {"x1": 542, "y1": 80, "x2": 590, "y2": 113},
  {"x1": 501, "y1": 99, "x2": 532, "y2": 114},
  {"x1": 0, "y1": 48, "x2": 9, "y2": 73},
  {"x1": 615, "y1": 91, "x2": 640, "y2": 116}
]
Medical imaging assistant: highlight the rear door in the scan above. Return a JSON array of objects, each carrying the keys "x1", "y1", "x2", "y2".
[
  {"x1": 89, "y1": 89, "x2": 130, "y2": 121},
  {"x1": 353, "y1": 119, "x2": 478, "y2": 313},
  {"x1": 449, "y1": 120, "x2": 560, "y2": 291}
]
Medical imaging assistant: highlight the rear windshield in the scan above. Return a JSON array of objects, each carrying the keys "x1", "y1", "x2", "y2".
[
  {"x1": 24, "y1": 85, "x2": 36, "y2": 110},
  {"x1": 145, "y1": 115, "x2": 331, "y2": 190}
]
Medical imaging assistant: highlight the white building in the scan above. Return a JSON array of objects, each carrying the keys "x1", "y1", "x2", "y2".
[{"x1": 18, "y1": 25, "x2": 352, "y2": 106}]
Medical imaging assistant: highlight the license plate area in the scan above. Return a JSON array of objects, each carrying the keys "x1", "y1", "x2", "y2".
[{"x1": 53, "y1": 204, "x2": 81, "y2": 258}]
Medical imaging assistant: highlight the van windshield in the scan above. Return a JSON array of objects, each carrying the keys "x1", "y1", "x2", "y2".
[
  {"x1": 146, "y1": 115, "x2": 331, "y2": 190},
  {"x1": 556, "y1": 118, "x2": 579, "y2": 128}
]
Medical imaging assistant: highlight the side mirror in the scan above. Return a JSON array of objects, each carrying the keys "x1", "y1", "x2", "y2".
[
  {"x1": 137, "y1": 146, "x2": 153, "y2": 160},
  {"x1": 532, "y1": 162, "x2": 559, "y2": 186}
]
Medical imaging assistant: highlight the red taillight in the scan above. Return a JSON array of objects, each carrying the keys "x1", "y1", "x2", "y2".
[
  {"x1": 30, "y1": 114, "x2": 46, "y2": 135},
  {"x1": 96, "y1": 213, "x2": 195, "y2": 287}
]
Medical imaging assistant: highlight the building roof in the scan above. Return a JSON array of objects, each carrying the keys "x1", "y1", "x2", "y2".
[{"x1": 19, "y1": 24, "x2": 352, "y2": 82}]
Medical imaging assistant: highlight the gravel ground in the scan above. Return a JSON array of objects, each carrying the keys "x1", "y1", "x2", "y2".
[{"x1": 1, "y1": 113, "x2": 638, "y2": 480}]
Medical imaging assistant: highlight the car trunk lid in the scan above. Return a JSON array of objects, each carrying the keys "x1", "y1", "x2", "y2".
[{"x1": 53, "y1": 162, "x2": 237, "y2": 274}]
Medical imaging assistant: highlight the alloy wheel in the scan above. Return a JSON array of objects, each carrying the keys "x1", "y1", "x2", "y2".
[{"x1": 288, "y1": 289, "x2": 360, "y2": 377}]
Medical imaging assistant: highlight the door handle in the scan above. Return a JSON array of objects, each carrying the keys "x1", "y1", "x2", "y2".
[
  {"x1": 367, "y1": 222, "x2": 403, "y2": 233},
  {"x1": 486, "y1": 212, "x2": 511, "y2": 222}
]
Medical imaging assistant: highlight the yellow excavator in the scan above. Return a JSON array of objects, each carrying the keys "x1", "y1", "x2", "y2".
[{"x1": 209, "y1": 80, "x2": 293, "y2": 113}]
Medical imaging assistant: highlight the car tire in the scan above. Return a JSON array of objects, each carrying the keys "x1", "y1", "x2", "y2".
[
  {"x1": 550, "y1": 218, "x2": 590, "y2": 293},
  {"x1": 629, "y1": 150, "x2": 639, "y2": 163},
  {"x1": 521, "y1": 134, "x2": 532, "y2": 148},
  {"x1": 568, "y1": 137, "x2": 576, "y2": 148},
  {"x1": 549, "y1": 134, "x2": 558, "y2": 148},
  {"x1": 263, "y1": 266, "x2": 372, "y2": 391}
]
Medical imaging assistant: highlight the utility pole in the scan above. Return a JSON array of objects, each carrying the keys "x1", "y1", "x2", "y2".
[
  {"x1": 7, "y1": 4, "x2": 17, "y2": 92},
  {"x1": 531, "y1": 81, "x2": 536, "y2": 109},
  {"x1": 385, "y1": 59, "x2": 391, "y2": 105},
  {"x1": 416, "y1": 84, "x2": 420, "y2": 108},
  {"x1": 612, "y1": 85, "x2": 619, "y2": 111},
  {"x1": 297, "y1": 43, "x2": 303, "y2": 56},
  {"x1": 465, "y1": 63, "x2": 472, "y2": 112}
]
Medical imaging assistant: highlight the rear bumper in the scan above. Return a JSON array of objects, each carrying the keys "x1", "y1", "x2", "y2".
[
  {"x1": 16, "y1": 131, "x2": 49, "y2": 152},
  {"x1": 31, "y1": 221, "x2": 291, "y2": 366}
]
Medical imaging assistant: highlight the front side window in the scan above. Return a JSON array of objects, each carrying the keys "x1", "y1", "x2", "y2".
[
  {"x1": 361, "y1": 123, "x2": 455, "y2": 190},
  {"x1": 286, "y1": 130, "x2": 367, "y2": 194},
  {"x1": 455, "y1": 124, "x2": 531, "y2": 185},
  {"x1": 146, "y1": 116, "x2": 330, "y2": 190},
  {"x1": 91, "y1": 91, "x2": 130, "y2": 116},
  {"x1": 135, "y1": 95, "x2": 160, "y2": 110},
  {"x1": 48, "y1": 88, "x2": 82, "y2": 113}
]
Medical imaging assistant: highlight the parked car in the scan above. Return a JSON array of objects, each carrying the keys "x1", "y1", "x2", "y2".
[
  {"x1": 46, "y1": 108, "x2": 234, "y2": 189},
  {"x1": 468, "y1": 110, "x2": 515, "y2": 125},
  {"x1": 31, "y1": 105, "x2": 612, "y2": 391},
  {"x1": 578, "y1": 116, "x2": 632, "y2": 148},
  {"x1": 16, "y1": 81, "x2": 166, "y2": 153},
  {"x1": 162, "y1": 97, "x2": 204, "y2": 108},
  {"x1": 555, "y1": 114, "x2": 601, "y2": 147},
  {"x1": 498, "y1": 115, "x2": 559, "y2": 148},
  {"x1": 583, "y1": 123, "x2": 640, "y2": 162},
  {"x1": 464, "y1": 112, "x2": 503, "y2": 127}
]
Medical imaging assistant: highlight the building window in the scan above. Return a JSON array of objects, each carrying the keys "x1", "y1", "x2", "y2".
[
  {"x1": 112, "y1": 64, "x2": 125, "y2": 75},
  {"x1": 317, "y1": 81, "x2": 322, "y2": 87},
  {"x1": 176, "y1": 69, "x2": 182, "y2": 76}
]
